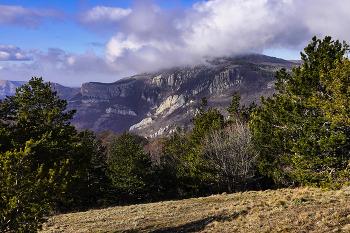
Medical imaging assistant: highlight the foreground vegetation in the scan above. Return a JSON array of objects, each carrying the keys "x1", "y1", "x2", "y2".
[
  {"x1": 41, "y1": 186, "x2": 350, "y2": 232},
  {"x1": 2, "y1": 36, "x2": 350, "y2": 232}
]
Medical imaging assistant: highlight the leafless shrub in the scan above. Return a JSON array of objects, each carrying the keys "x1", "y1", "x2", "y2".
[{"x1": 202, "y1": 120, "x2": 257, "y2": 192}]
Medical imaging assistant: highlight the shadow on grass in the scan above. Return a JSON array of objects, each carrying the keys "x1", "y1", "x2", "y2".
[
  {"x1": 123, "y1": 212, "x2": 240, "y2": 233},
  {"x1": 149, "y1": 216, "x2": 215, "y2": 233}
]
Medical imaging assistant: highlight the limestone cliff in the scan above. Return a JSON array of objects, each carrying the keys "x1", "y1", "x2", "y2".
[{"x1": 67, "y1": 54, "x2": 299, "y2": 137}]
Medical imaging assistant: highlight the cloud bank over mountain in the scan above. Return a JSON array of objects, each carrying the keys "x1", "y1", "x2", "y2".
[{"x1": 1, "y1": 0, "x2": 350, "y2": 86}]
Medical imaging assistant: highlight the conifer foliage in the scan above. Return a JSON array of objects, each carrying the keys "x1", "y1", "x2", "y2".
[
  {"x1": 0, "y1": 77, "x2": 106, "y2": 232},
  {"x1": 107, "y1": 132, "x2": 153, "y2": 203},
  {"x1": 251, "y1": 36, "x2": 350, "y2": 188}
]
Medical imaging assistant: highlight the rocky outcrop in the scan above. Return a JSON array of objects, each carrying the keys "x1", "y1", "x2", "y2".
[
  {"x1": 149, "y1": 125, "x2": 177, "y2": 138},
  {"x1": 106, "y1": 104, "x2": 137, "y2": 116},
  {"x1": 209, "y1": 68, "x2": 243, "y2": 93},
  {"x1": 155, "y1": 94, "x2": 186, "y2": 116},
  {"x1": 81, "y1": 82, "x2": 134, "y2": 99},
  {"x1": 130, "y1": 117, "x2": 154, "y2": 131},
  {"x1": 0, "y1": 80, "x2": 26, "y2": 98}
]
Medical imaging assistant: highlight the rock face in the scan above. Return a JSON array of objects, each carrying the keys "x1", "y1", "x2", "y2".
[{"x1": 66, "y1": 54, "x2": 299, "y2": 137}]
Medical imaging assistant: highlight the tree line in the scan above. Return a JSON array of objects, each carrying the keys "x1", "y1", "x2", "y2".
[{"x1": 1, "y1": 36, "x2": 350, "y2": 232}]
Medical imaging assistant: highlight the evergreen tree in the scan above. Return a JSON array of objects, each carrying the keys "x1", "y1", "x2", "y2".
[
  {"x1": 106, "y1": 132, "x2": 153, "y2": 203},
  {"x1": 251, "y1": 36, "x2": 350, "y2": 188},
  {"x1": 226, "y1": 92, "x2": 257, "y2": 123},
  {"x1": 0, "y1": 78, "x2": 80, "y2": 231},
  {"x1": 0, "y1": 77, "x2": 78, "y2": 174},
  {"x1": 161, "y1": 128, "x2": 215, "y2": 197},
  {"x1": 190, "y1": 97, "x2": 225, "y2": 144},
  {"x1": 64, "y1": 130, "x2": 109, "y2": 210}
]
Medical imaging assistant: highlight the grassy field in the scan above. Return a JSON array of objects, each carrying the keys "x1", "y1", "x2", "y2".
[{"x1": 41, "y1": 186, "x2": 350, "y2": 232}]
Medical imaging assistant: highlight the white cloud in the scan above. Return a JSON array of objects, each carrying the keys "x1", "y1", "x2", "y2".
[
  {"x1": 0, "y1": 47, "x2": 122, "y2": 86},
  {"x1": 101, "y1": 0, "x2": 350, "y2": 74},
  {"x1": 79, "y1": 6, "x2": 132, "y2": 23},
  {"x1": 0, "y1": 5, "x2": 65, "y2": 28},
  {"x1": 0, "y1": 51, "x2": 11, "y2": 60},
  {"x1": 0, "y1": 45, "x2": 31, "y2": 61},
  {"x1": 105, "y1": 33, "x2": 143, "y2": 60}
]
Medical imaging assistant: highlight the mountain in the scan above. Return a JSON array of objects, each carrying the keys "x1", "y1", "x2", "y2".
[
  {"x1": 0, "y1": 80, "x2": 27, "y2": 99},
  {"x1": 1, "y1": 54, "x2": 299, "y2": 138},
  {"x1": 67, "y1": 54, "x2": 300, "y2": 137},
  {"x1": 0, "y1": 80, "x2": 80, "y2": 101}
]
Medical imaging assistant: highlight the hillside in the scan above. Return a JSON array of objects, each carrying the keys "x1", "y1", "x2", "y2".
[
  {"x1": 67, "y1": 54, "x2": 300, "y2": 137},
  {"x1": 41, "y1": 186, "x2": 350, "y2": 232}
]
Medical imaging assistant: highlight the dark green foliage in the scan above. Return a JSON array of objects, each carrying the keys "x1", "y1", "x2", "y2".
[
  {"x1": 0, "y1": 77, "x2": 110, "y2": 231},
  {"x1": 0, "y1": 77, "x2": 80, "y2": 231},
  {"x1": 226, "y1": 92, "x2": 257, "y2": 123},
  {"x1": 62, "y1": 130, "x2": 109, "y2": 210},
  {"x1": 160, "y1": 94, "x2": 260, "y2": 197},
  {"x1": 190, "y1": 97, "x2": 225, "y2": 144},
  {"x1": 106, "y1": 132, "x2": 153, "y2": 203},
  {"x1": 0, "y1": 141, "x2": 70, "y2": 232},
  {"x1": 251, "y1": 36, "x2": 350, "y2": 188},
  {"x1": 161, "y1": 128, "x2": 216, "y2": 198},
  {"x1": 0, "y1": 78, "x2": 78, "y2": 182}
]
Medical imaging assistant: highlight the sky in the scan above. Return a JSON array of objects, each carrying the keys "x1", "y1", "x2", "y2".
[{"x1": 1, "y1": 0, "x2": 350, "y2": 86}]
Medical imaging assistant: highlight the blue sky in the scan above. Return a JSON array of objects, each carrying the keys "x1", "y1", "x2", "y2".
[{"x1": 1, "y1": 0, "x2": 349, "y2": 86}]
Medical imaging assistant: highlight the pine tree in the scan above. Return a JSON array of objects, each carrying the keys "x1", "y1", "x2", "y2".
[
  {"x1": 106, "y1": 132, "x2": 153, "y2": 203},
  {"x1": 0, "y1": 77, "x2": 106, "y2": 231},
  {"x1": 251, "y1": 36, "x2": 350, "y2": 188},
  {"x1": 0, "y1": 77, "x2": 79, "y2": 231}
]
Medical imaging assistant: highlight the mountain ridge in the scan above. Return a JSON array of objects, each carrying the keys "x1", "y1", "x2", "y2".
[
  {"x1": 68, "y1": 54, "x2": 299, "y2": 137},
  {"x1": 1, "y1": 54, "x2": 300, "y2": 138}
]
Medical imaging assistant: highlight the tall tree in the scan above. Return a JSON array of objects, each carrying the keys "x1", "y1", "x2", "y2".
[
  {"x1": 251, "y1": 36, "x2": 350, "y2": 188},
  {"x1": 0, "y1": 77, "x2": 81, "y2": 231},
  {"x1": 106, "y1": 132, "x2": 153, "y2": 203},
  {"x1": 0, "y1": 77, "x2": 77, "y2": 172},
  {"x1": 63, "y1": 130, "x2": 109, "y2": 210},
  {"x1": 161, "y1": 128, "x2": 215, "y2": 197}
]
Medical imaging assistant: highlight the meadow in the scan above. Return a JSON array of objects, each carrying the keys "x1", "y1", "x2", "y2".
[{"x1": 41, "y1": 186, "x2": 350, "y2": 232}]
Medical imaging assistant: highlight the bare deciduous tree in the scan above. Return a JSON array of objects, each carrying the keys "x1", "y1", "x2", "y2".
[{"x1": 202, "y1": 121, "x2": 257, "y2": 192}]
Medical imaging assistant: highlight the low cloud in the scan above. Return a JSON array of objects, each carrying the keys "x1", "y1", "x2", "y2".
[{"x1": 0, "y1": 5, "x2": 66, "y2": 28}]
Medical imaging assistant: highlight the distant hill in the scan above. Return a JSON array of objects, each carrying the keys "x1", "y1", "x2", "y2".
[
  {"x1": 66, "y1": 54, "x2": 300, "y2": 137},
  {"x1": 0, "y1": 80, "x2": 27, "y2": 99},
  {"x1": 0, "y1": 80, "x2": 80, "y2": 101}
]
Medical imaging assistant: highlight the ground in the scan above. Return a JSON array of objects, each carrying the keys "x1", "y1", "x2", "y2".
[{"x1": 41, "y1": 186, "x2": 350, "y2": 232}]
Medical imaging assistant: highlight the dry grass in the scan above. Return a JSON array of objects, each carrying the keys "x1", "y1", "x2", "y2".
[{"x1": 41, "y1": 186, "x2": 350, "y2": 232}]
